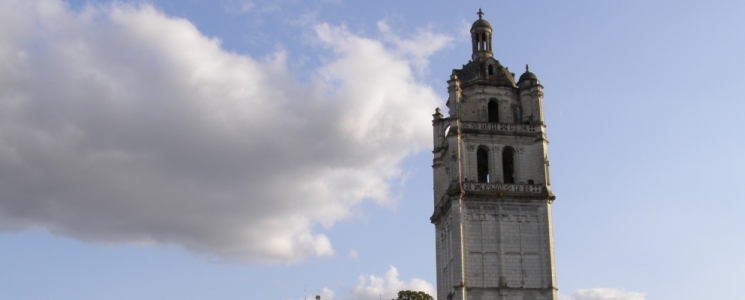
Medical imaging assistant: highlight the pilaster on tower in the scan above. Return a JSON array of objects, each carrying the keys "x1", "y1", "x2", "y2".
[{"x1": 446, "y1": 71, "x2": 461, "y2": 118}]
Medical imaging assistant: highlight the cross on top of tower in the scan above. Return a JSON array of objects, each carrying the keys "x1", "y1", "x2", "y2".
[{"x1": 477, "y1": 8, "x2": 484, "y2": 19}]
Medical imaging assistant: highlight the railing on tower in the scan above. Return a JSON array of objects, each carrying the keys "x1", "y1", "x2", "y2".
[
  {"x1": 460, "y1": 121, "x2": 538, "y2": 133},
  {"x1": 462, "y1": 182, "x2": 543, "y2": 193}
]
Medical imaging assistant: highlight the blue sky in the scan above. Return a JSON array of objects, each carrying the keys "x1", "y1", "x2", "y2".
[{"x1": 1, "y1": 1, "x2": 744, "y2": 299}]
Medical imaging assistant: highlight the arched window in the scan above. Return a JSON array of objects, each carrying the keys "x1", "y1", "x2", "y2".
[
  {"x1": 488, "y1": 65, "x2": 494, "y2": 76},
  {"x1": 502, "y1": 146, "x2": 515, "y2": 184},
  {"x1": 488, "y1": 100, "x2": 499, "y2": 123},
  {"x1": 477, "y1": 147, "x2": 489, "y2": 183}
]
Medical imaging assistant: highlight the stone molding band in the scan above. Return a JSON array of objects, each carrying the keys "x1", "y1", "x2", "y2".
[
  {"x1": 461, "y1": 121, "x2": 538, "y2": 133},
  {"x1": 463, "y1": 182, "x2": 543, "y2": 193}
]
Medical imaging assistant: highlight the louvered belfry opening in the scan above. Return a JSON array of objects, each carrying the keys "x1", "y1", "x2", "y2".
[
  {"x1": 502, "y1": 146, "x2": 515, "y2": 183},
  {"x1": 477, "y1": 147, "x2": 490, "y2": 183}
]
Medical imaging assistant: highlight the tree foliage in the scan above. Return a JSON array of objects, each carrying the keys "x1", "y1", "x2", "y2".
[{"x1": 396, "y1": 290, "x2": 434, "y2": 300}]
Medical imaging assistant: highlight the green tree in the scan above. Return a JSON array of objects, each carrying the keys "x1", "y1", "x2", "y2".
[{"x1": 395, "y1": 290, "x2": 434, "y2": 300}]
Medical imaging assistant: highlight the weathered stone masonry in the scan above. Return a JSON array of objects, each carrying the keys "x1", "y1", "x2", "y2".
[{"x1": 431, "y1": 10, "x2": 557, "y2": 300}]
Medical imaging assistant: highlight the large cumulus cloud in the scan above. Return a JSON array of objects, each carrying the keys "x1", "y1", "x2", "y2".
[{"x1": 0, "y1": 0, "x2": 449, "y2": 263}]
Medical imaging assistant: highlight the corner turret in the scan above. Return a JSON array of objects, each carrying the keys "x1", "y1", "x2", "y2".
[{"x1": 518, "y1": 65, "x2": 545, "y2": 125}]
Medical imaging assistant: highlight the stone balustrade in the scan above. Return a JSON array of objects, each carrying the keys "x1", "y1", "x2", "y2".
[
  {"x1": 463, "y1": 182, "x2": 542, "y2": 193},
  {"x1": 461, "y1": 121, "x2": 538, "y2": 133}
]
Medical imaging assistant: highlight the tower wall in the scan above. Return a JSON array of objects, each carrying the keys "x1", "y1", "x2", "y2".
[{"x1": 431, "y1": 11, "x2": 557, "y2": 300}]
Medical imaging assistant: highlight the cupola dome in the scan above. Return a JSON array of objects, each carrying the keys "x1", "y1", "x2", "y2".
[
  {"x1": 471, "y1": 18, "x2": 491, "y2": 30},
  {"x1": 518, "y1": 64, "x2": 540, "y2": 87}
]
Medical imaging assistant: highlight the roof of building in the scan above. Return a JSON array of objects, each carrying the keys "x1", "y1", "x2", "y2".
[
  {"x1": 453, "y1": 57, "x2": 517, "y2": 88},
  {"x1": 471, "y1": 18, "x2": 491, "y2": 30},
  {"x1": 472, "y1": 8, "x2": 492, "y2": 30}
]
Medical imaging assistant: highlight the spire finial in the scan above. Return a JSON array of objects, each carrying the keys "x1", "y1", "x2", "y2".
[
  {"x1": 526, "y1": 64, "x2": 530, "y2": 72},
  {"x1": 477, "y1": 8, "x2": 484, "y2": 19}
]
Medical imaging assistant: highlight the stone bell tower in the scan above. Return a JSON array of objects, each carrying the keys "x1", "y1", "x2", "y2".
[{"x1": 430, "y1": 9, "x2": 557, "y2": 300}]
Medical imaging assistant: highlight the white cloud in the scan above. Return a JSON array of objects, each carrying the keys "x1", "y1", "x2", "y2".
[
  {"x1": 222, "y1": 0, "x2": 259, "y2": 14},
  {"x1": 319, "y1": 288, "x2": 336, "y2": 300},
  {"x1": 559, "y1": 288, "x2": 645, "y2": 300},
  {"x1": 349, "y1": 266, "x2": 435, "y2": 300},
  {"x1": 237, "y1": 1, "x2": 255, "y2": 14},
  {"x1": 292, "y1": 267, "x2": 434, "y2": 300},
  {"x1": 349, "y1": 248, "x2": 359, "y2": 259},
  {"x1": 0, "y1": 0, "x2": 448, "y2": 263},
  {"x1": 287, "y1": 287, "x2": 335, "y2": 300},
  {"x1": 376, "y1": 21, "x2": 453, "y2": 77}
]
